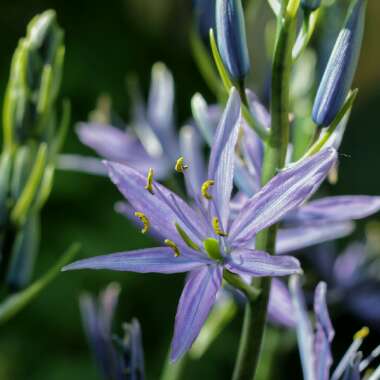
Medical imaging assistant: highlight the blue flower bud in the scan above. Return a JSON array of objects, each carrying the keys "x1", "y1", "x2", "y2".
[
  {"x1": 312, "y1": 0, "x2": 367, "y2": 127},
  {"x1": 216, "y1": 0, "x2": 250, "y2": 80},
  {"x1": 301, "y1": 0, "x2": 321, "y2": 12},
  {"x1": 193, "y1": 0, "x2": 216, "y2": 40}
]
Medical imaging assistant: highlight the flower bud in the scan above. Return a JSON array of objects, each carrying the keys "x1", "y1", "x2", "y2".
[
  {"x1": 193, "y1": 0, "x2": 216, "y2": 40},
  {"x1": 301, "y1": 0, "x2": 321, "y2": 12},
  {"x1": 312, "y1": 0, "x2": 367, "y2": 127},
  {"x1": 216, "y1": 0, "x2": 250, "y2": 80},
  {"x1": 3, "y1": 10, "x2": 65, "y2": 145}
]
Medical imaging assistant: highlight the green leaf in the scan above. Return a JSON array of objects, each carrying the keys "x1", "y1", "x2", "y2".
[{"x1": 0, "y1": 243, "x2": 80, "y2": 325}]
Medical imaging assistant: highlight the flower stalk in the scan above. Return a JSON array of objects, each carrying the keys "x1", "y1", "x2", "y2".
[{"x1": 232, "y1": 3, "x2": 298, "y2": 379}]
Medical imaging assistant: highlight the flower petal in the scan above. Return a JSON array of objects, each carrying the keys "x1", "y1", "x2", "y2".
[
  {"x1": 179, "y1": 126, "x2": 207, "y2": 199},
  {"x1": 229, "y1": 148, "x2": 337, "y2": 244},
  {"x1": 314, "y1": 282, "x2": 335, "y2": 380},
  {"x1": 77, "y1": 123, "x2": 147, "y2": 162},
  {"x1": 191, "y1": 93, "x2": 217, "y2": 146},
  {"x1": 79, "y1": 284, "x2": 121, "y2": 378},
  {"x1": 276, "y1": 222, "x2": 354, "y2": 254},
  {"x1": 105, "y1": 161, "x2": 206, "y2": 244},
  {"x1": 245, "y1": 89, "x2": 270, "y2": 130},
  {"x1": 268, "y1": 279, "x2": 296, "y2": 328},
  {"x1": 58, "y1": 154, "x2": 107, "y2": 176},
  {"x1": 63, "y1": 247, "x2": 211, "y2": 274},
  {"x1": 225, "y1": 249, "x2": 301, "y2": 277},
  {"x1": 289, "y1": 276, "x2": 317, "y2": 380},
  {"x1": 147, "y1": 63, "x2": 179, "y2": 161},
  {"x1": 290, "y1": 196, "x2": 380, "y2": 223},
  {"x1": 171, "y1": 265, "x2": 222, "y2": 361},
  {"x1": 208, "y1": 88, "x2": 241, "y2": 228}
]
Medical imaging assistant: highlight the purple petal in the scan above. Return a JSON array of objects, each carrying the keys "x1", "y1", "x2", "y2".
[
  {"x1": 171, "y1": 265, "x2": 222, "y2": 361},
  {"x1": 276, "y1": 222, "x2": 354, "y2": 254},
  {"x1": 58, "y1": 154, "x2": 108, "y2": 176},
  {"x1": 333, "y1": 242, "x2": 364, "y2": 286},
  {"x1": 225, "y1": 249, "x2": 302, "y2": 277},
  {"x1": 79, "y1": 285, "x2": 121, "y2": 378},
  {"x1": 191, "y1": 93, "x2": 215, "y2": 146},
  {"x1": 289, "y1": 276, "x2": 316, "y2": 380},
  {"x1": 179, "y1": 126, "x2": 207, "y2": 199},
  {"x1": 314, "y1": 282, "x2": 335, "y2": 380},
  {"x1": 105, "y1": 161, "x2": 206, "y2": 244},
  {"x1": 208, "y1": 88, "x2": 241, "y2": 228},
  {"x1": 245, "y1": 89, "x2": 271, "y2": 130},
  {"x1": 229, "y1": 148, "x2": 337, "y2": 244},
  {"x1": 63, "y1": 247, "x2": 211, "y2": 274},
  {"x1": 77, "y1": 123, "x2": 147, "y2": 162},
  {"x1": 99, "y1": 283, "x2": 121, "y2": 332},
  {"x1": 268, "y1": 279, "x2": 296, "y2": 328},
  {"x1": 291, "y1": 196, "x2": 380, "y2": 223},
  {"x1": 77, "y1": 123, "x2": 170, "y2": 179},
  {"x1": 147, "y1": 63, "x2": 179, "y2": 161}
]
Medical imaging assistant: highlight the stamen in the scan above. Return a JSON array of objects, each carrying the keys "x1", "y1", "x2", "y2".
[
  {"x1": 144, "y1": 168, "x2": 154, "y2": 194},
  {"x1": 212, "y1": 217, "x2": 227, "y2": 236},
  {"x1": 165, "y1": 239, "x2": 181, "y2": 257},
  {"x1": 331, "y1": 326, "x2": 370, "y2": 380},
  {"x1": 201, "y1": 180, "x2": 215, "y2": 200},
  {"x1": 175, "y1": 156, "x2": 188, "y2": 173},
  {"x1": 134, "y1": 212, "x2": 149, "y2": 234},
  {"x1": 354, "y1": 326, "x2": 369, "y2": 340},
  {"x1": 360, "y1": 344, "x2": 380, "y2": 372},
  {"x1": 175, "y1": 223, "x2": 200, "y2": 251}
]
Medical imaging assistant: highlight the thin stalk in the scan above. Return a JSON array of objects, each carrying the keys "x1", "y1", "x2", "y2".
[
  {"x1": 232, "y1": 5, "x2": 297, "y2": 380},
  {"x1": 160, "y1": 351, "x2": 189, "y2": 380}
]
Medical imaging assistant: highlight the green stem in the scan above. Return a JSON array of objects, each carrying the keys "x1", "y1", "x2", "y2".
[
  {"x1": 160, "y1": 351, "x2": 189, "y2": 380},
  {"x1": 232, "y1": 8, "x2": 296, "y2": 380},
  {"x1": 223, "y1": 270, "x2": 260, "y2": 301}
]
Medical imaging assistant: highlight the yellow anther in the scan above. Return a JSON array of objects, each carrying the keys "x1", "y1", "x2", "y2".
[
  {"x1": 175, "y1": 156, "x2": 188, "y2": 173},
  {"x1": 134, "y1": 212, "x2": 150, "y2": 234},
  {"x1": 164, "y1": 239, "x2": 181, "y2": 257},
  {"x1": 201, "y1": 180, "x2": 215, "y2": 200},
  {"x1": 354, "y1": 326, "x2": 369, "y2": 341},
  {"x1": 212, "y1": 217, "x2": 227, "y2": 237},
  {"x1": 144, "y1": 168, "x2": 154, "y2": 194}
]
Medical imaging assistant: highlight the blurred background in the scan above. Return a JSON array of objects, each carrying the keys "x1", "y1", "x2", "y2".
[{"x1": 0, "y1": 0, "x2": 379, "y2": 379}]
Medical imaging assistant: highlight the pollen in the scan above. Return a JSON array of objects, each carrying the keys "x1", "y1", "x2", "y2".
[
  {"x1": 212, "y1": 217, "x2": 227, "y2": 237},
  {"x1": 165, "y1": 239, "x2": 181, "y2": 257},
  {"x1": 175, "y1": 156, "x2": 188, "y2": 173},
  {"x1": 201, "y1": 180, "x2": 215, "y2": 200},
  {"x1": 144, "y1": 168, "x2": 154, "y2": 194},
  {"x1": 134, "y1": 212, "x2": 150, "y2": 234},
  {"x1": 354, "y1": 326, "x2": 369, "y2": 340}
]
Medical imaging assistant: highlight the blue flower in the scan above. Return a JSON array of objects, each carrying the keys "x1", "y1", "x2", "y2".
[
  {"x1": 63, "y1": 89, "x2": 337, "y2": 361},
  {"x1": 80, "y1": 283, "x2": 145, "y2": 380},
  {"x1": 312, "y1": 0, "x2": 367, "y2": 127},
  {"x1": 216, "y1": 0, "x2": 250, "y2": 80},
  {"x1": 193, "y1": 0, "x2": 216, "y2": 39},
  {"x1": 60, "y1": 62, "x2": 178, "y2": 180},
  {"x1": 290, "y1": 276, "x2": 380, "y2": 380}
]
